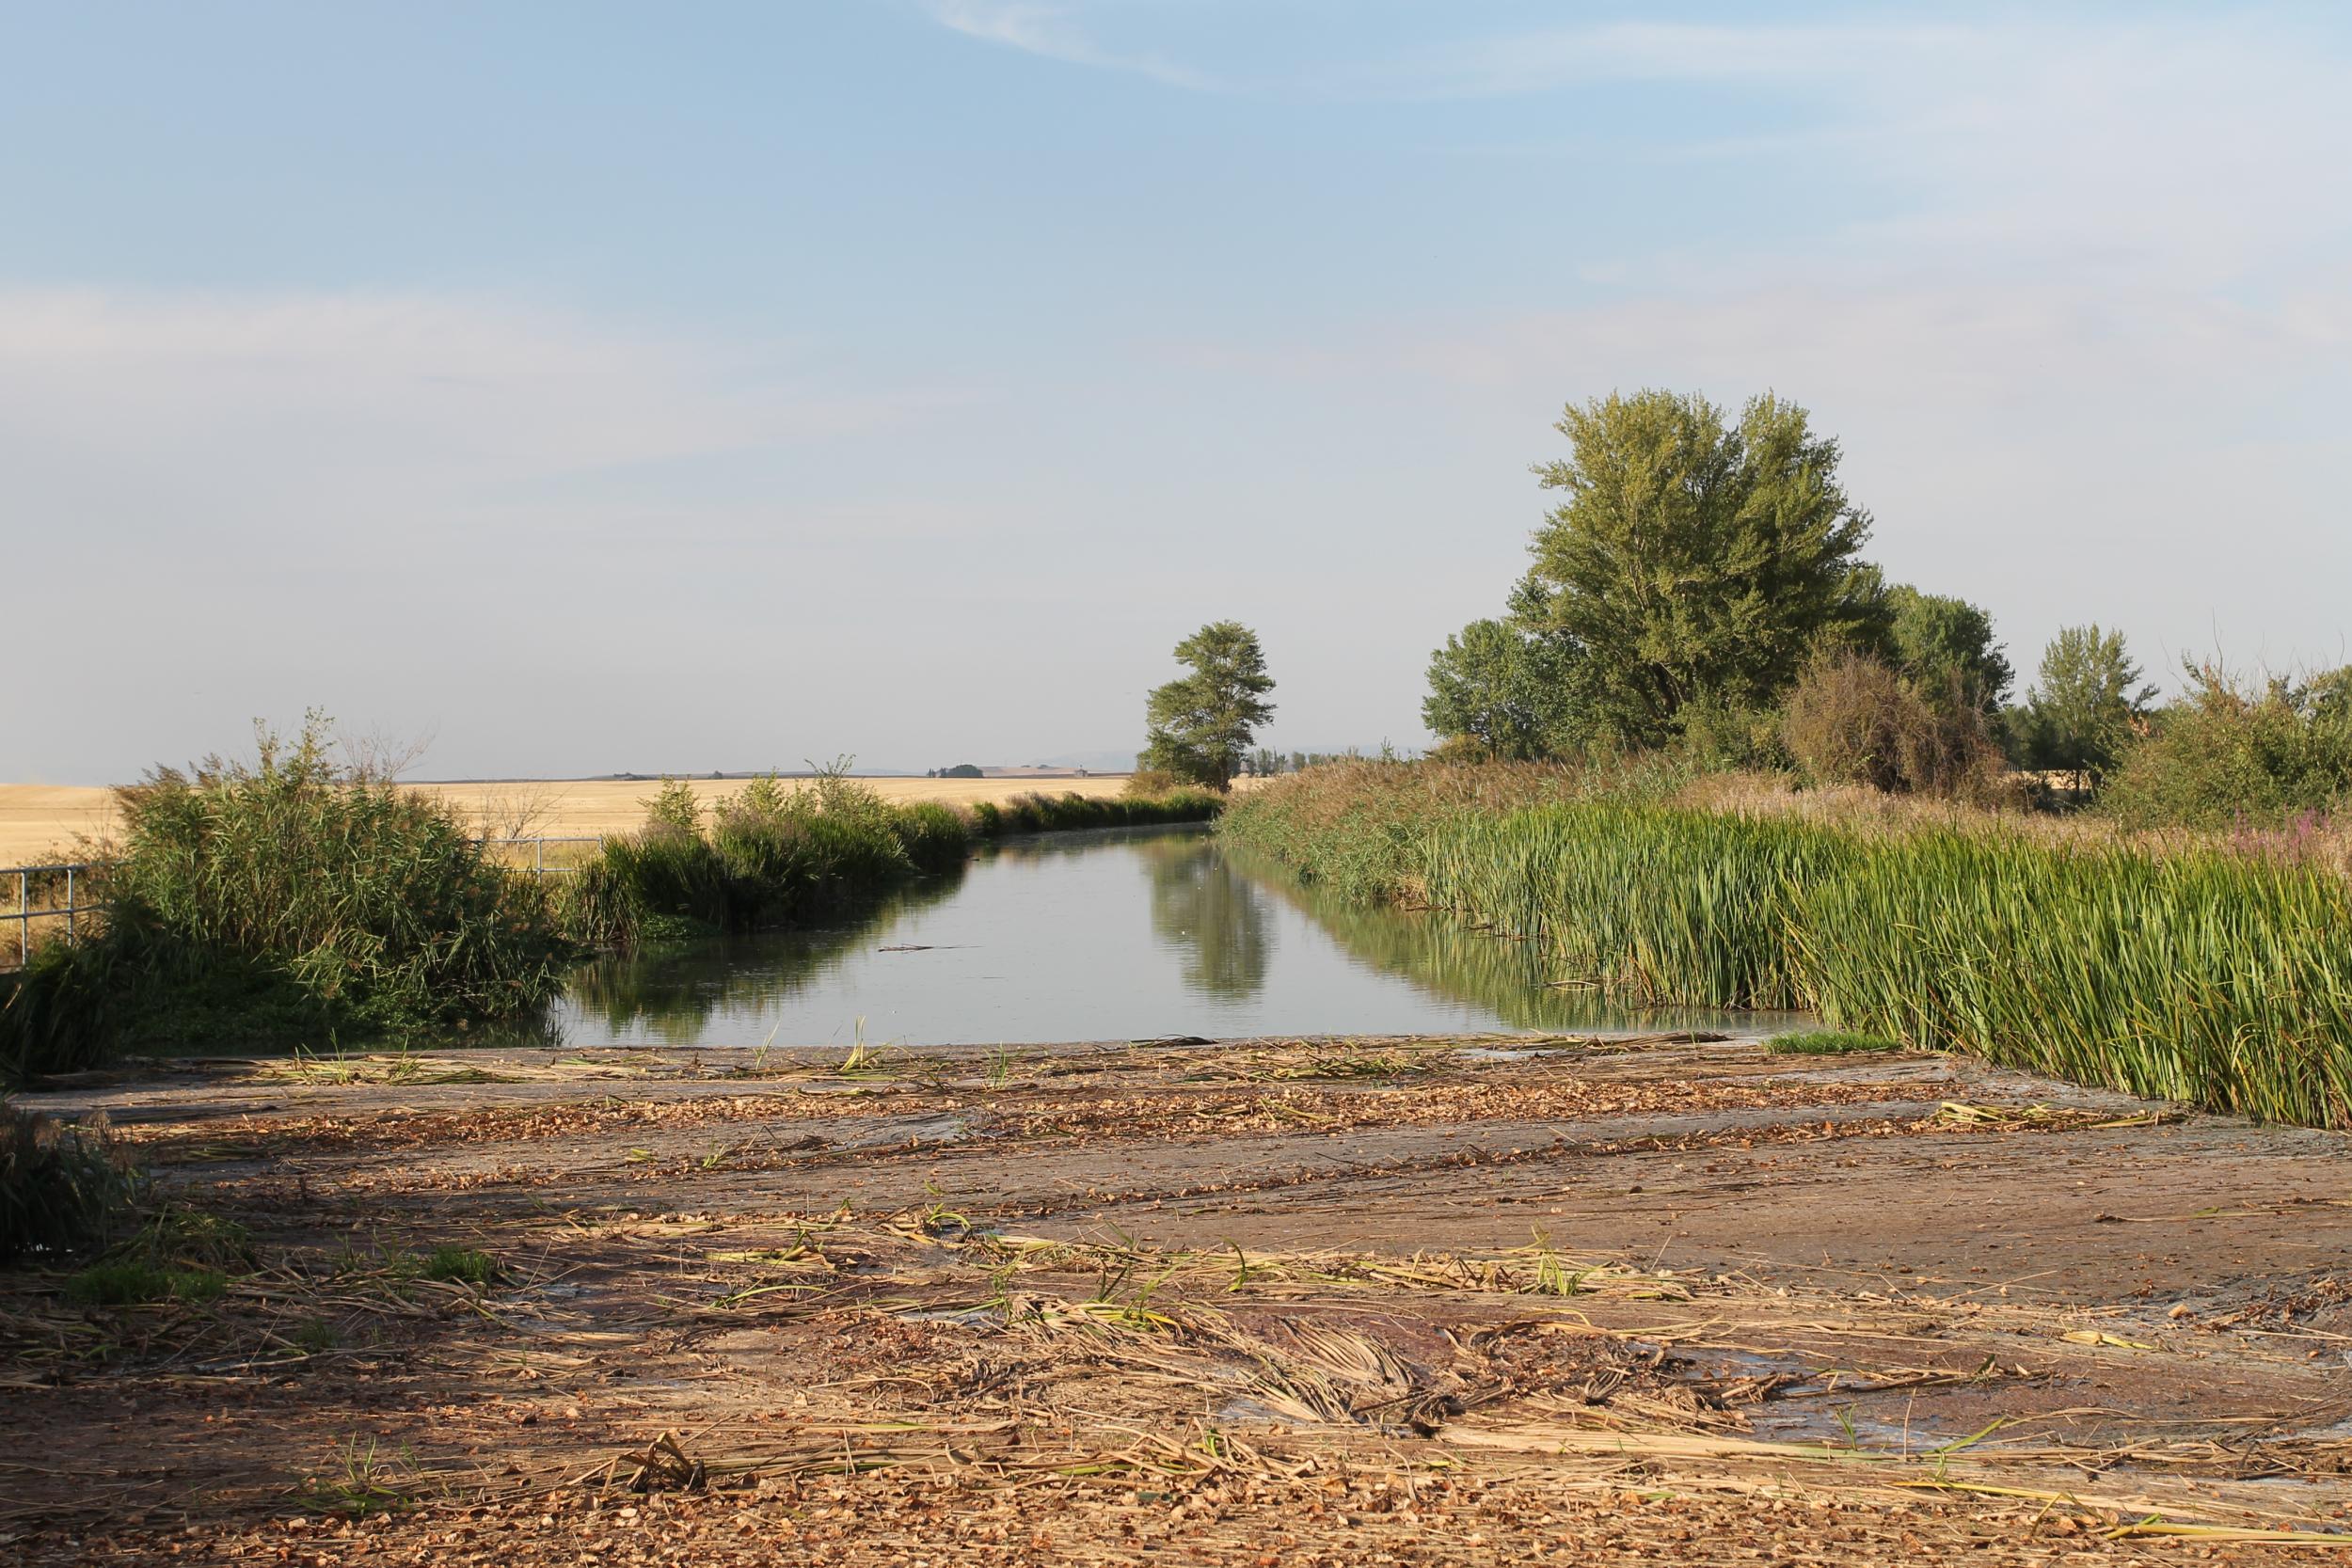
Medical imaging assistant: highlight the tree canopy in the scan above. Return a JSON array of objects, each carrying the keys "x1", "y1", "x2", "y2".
[
  {"x1": 1884, "y1": 584, "x2": 2013, "y2": 721},
  {"x1": 1522, "y1": 389, "x2": 1887, "y2": 746},
  {"x1": 1422, "y1": 619, "x2": 1555, "y2": 761},
  {"x1": 1140, "y1": 621, "x2": 1276, "y2": 788},
  {"x1": 2017, "y1": 624, "x2": 2155, "y2": 789}
]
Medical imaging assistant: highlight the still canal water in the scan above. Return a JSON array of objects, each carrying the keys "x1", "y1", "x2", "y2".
[{"x1": 555, "y1": 826, "x2": 1783, "y2": 1048}]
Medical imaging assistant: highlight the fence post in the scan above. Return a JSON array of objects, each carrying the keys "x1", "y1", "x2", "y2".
[
  {"x1": 65, "y1": 865, "x2": 76, "y2": 942},
  {"x1": 535, "y1": 838, "x2": 545, "y2": 875},
  {"x1": 15, "y1": 869, "x2": 24, "y2": 968}
]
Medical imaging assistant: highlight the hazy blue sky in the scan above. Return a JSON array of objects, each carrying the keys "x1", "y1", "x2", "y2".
[{"x1": 6, "y1": 2, "x2": 2347, "y2": 781}]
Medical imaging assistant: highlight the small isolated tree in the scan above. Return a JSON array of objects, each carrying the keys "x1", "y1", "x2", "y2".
[
  {"x1": 1140, "y1": 621, "x2": 1276, "y2": 789},
  {"x1": 1525, "y1": 388, "x2": 1888, "y2": 746},
  {"x1": 2017, "y1": 624, "x2": 2156, "y2": 793}
]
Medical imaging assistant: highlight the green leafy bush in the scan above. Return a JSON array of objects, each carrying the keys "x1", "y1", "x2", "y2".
[
  {"x1": 2102, "y1": 665, "x2": 2352, "y2": 831},
  {"x1": 3, "y1": 716, "x2": 576, "y2": 1073}
]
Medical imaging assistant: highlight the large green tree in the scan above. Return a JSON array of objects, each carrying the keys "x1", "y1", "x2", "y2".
[
  {"x1": 1884, "y1": 584, "x2": 2013, "y2": 719},
  {"x1": 1140, "y1": 621, "x2": 1277, "y2": 788},
  {"x1": 2017, "y1": 624, "x2": 2156, "y2": 791},
  {"x1": 1524, "y1": 389, "x2": 1887, "y2": 746}
]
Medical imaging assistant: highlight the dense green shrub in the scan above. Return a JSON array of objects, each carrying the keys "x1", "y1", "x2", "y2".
[
  {"x1": 1, "y1": 718, "x2": 575, "y2": 1076},
  {"x1": 2102, "y1": 665, "x2": 2352, "y2": 831}
]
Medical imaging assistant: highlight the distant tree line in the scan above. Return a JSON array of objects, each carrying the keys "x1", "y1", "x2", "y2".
[{"x1": 1421, "y1": 388, "x2": 2352, "y2": 824}]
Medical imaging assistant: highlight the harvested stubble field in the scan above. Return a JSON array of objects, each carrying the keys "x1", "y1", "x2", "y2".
[
  {"x1": 0, "y1": 776, "x2": 1196, "y2": 866},
  {"x1": 6, "y1": 1034, "x2": 2351, "y2": 1565}
]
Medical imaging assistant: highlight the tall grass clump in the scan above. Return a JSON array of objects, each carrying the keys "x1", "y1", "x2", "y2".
[
  {"x1": 563, "y1": 770, "x2": 1221, "y2": 949},
  {"x1": 0, "y1": 717, "x2": 575, "y2": 1077},
  {"x1": 974, "y1": 790, "x2": 1223, "y2": 837},
  {"x1": 1423, "y1": 805, "x2": 1847, "y2": 1009},
  {"x1": 1787, "y1": 831, "x2": 2352, "y2": 1124},
  {"x1": 890, "y1": 802, "x2": 970, "y2": 873},
  {"x1": 1233, "y1": 761, "x2": 2352, "y2": 1127},
  {"x1": 565, "y1": 768, "x2": 915, "y2": 945}
]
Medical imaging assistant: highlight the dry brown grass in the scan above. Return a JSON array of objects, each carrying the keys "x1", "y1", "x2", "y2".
[
  {"x1": 7, "y1": 1034, "x2": 2349, "y2": 1561},
  {"x1": 0, "y1": 775, "x2": 1263, "y2": 865},
  {"x1": 1677, "y1": 769, "x2": 2352, "y2": 872}
]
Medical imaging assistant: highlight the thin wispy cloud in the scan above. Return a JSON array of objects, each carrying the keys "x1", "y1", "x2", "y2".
[
  {"x1": 921, "y1": 0, "x2": 1226, "y2": 93},
  {"x1": 0, "y1": 289, "x2": 961, "y2": 499},
  {"x1": 919, "y1": 3, "x2": 1975, "y2": 101}
]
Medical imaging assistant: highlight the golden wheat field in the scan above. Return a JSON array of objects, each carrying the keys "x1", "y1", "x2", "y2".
[{"x1": 0, "y1": 775, "x2": 1166, "y2": 865}]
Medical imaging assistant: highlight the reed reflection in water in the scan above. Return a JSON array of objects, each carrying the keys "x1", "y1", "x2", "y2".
[{"x1": 553, "y1": 826, "x2": 1776, "y2": 1048}]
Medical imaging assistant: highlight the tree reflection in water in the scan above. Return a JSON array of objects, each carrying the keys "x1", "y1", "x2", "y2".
[
  {"x1": 1140, "y1": 834, "x2": 1273, "y2": 1000},
  {"x1": 554, "y1": 827, "x2": 1769, "y2": 1049}
]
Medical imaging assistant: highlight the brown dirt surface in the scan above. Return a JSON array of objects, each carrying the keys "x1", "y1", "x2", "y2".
[{"x1": 6, "y1": 1033, "x2": 2350, "y2": 1565}]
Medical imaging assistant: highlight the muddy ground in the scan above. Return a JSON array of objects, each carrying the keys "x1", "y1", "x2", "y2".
[{"x1": 5, "y1": 1033, "x2": 2349, "y2": 1564}]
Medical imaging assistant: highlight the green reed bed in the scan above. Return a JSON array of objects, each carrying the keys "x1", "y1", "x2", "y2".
[
  {"x1": 564, "y1": 781, "x2": 1224, "y2": 949},
  {"x1": 969, "y1": 789, "x2": 1224, "y2": 839},
  {"x1": 1228, "y1": 771, "x2": 2352, "y2": 1127},
  {"x1": 1, "y1": 720, "x2": 576, "y2": 1079},
  {"x1": 1422, "y1": 806, "x2": 1844, "y2": 1010},
  {"x1": 1216, "y1": 758, "x2": 1687, "y2": 903},
  {"x1": 1789, "y1": 831, "x2": 2352, "y2": 1125}
]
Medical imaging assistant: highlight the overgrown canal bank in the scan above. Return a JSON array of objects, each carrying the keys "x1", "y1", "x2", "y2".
[{"x1": 1223, "y1": 762, "x2": 2352, "y2": 1128}]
